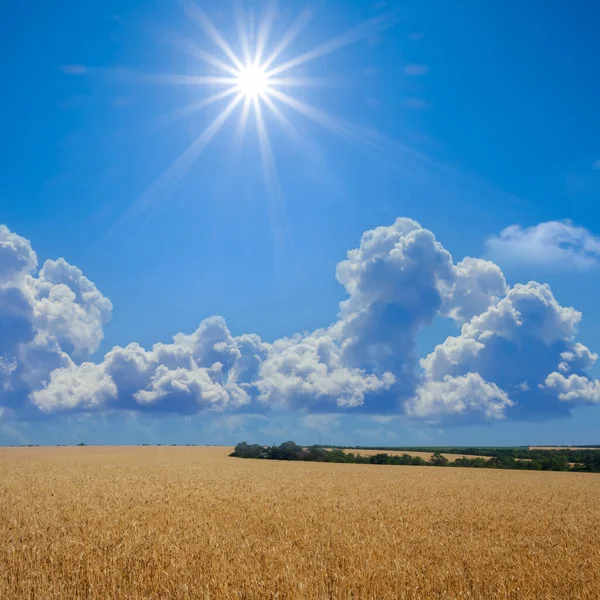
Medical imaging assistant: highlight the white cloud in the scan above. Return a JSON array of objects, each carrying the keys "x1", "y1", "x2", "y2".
[
  {"x1": 463, "y1": 282, "x2": 581, "y2": 345},
  {"x1": 2, "y1": 218, "x2": 599, "y2": 424},
  {"x1": 31, "y1": 362, "x2": 117, "y2": 412},
  {"x1": 173, "y1": 316, "x2": 240, "y2": 372},
  {"x1": 134, "y1": 363, "x2": 250, "y2": 412},
  {"x1": 444, "y1": 257, "x2": 507, "y2": 323},
  {"x1": 0, "y1": 226, "x2": 112, "y2": 405},
  {"x1": 33, "y1": 258, "x2": 112, "y2": 355},
  {"x1": 406, "y1": 373, "x2": 513, "y2": 420},
  {"x1": 558, "y1": 343, "x2": 597, "y2": 374},
  {"x1": 99, "y1": 320, "x2": 259, "y2": 413},
  {"x1": 544, "y1": 372, "x2": 600, "y2": 403},
  {"x1": 335, "y1": 218, "x2": 453, "y2": 383},
  {"x1": 0, "y1": 225, "x2": 38, "y2": 280},
  {"x1": 486, "y1": 221, "x2": 600, "y2": 270},
  {"x1": 416, "y1": 281, "x2": 595, "y2": 419},
  {"x1": 256, "y1": 331, "x2": 395, "y2": 410}
]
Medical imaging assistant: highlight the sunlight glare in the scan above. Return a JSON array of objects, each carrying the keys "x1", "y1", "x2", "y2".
[
  {"x1": 114, "y1": 1, "x2": 401, "y2": 237},
  {"x1": 235, "y1": 65, "x2": 270, "y2": 98}
]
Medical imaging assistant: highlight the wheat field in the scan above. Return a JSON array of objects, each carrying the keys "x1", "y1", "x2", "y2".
[{"x1": 1, "y1": 446, "x2": 599, "y2": 599}]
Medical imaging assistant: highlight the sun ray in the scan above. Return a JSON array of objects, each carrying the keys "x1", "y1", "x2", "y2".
[
  {"x1": 162, "y1": 87, "x2": 240, "y2": 125},
  {"x1": 114, "y1": 92, "x2": 244, "y2": 233},
  {"x1": 261, "y1": 7, "x2": 314, "y2": 72},
  {"x1": 268, "y1": 76, "x2": 331, "y2": 87},
  {"x1": 266, "y1": 87, "x2": 383, "y2": 150},
  {"x1": 254, "y1": 98, "x2": 278, "y2": 191},
  {"x1": 253, "y1": 0, "x2": 277, "y2": 67},
  {"x1": 253, "y1": 97, "x2": 293, "y2": 258},
  {"x1": 265, "y1": 12, "x2": 400, "y2": 78},
  {"x1": 183, "y1": 0, "x2": 245, "y2": 71},
  {"x1": 234, "y1": 95, "x2": 252, "y2": 146},
  {"x1": 261, "y1": 94, "x2": 302, "y2": 144},
  {"x1": 167, "y1": 34, "x2": 241, "y2": 77},
  {"x1": 266, "y1": 87, "x2": 437, "y2": 181},
  {"x1": 134, "y1": 73, "x2": 237, "y2": 86},
  {"x1": 115, "y1": 3, "x2": 403, "y2": 237},
  {"x1": 234, "y1": 3, "x2": 253, "y2": 67}
]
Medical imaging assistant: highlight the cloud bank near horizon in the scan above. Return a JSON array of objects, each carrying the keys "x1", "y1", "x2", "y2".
[{"x1": 1, "y1": 219, "x2": 599, "y2": 423}]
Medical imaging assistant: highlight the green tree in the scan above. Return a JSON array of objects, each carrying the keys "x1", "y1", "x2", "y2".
[{"x1": 430, "y1": 452, "x2": 449, "y2": 466}]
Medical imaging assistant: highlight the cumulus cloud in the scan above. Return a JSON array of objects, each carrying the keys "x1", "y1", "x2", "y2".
[
  {"x1": 134, "y1": 364, "x2": 250, "y2": 413},
  {"x1": 94, "y1": 319, "x2": 254, "y2": 414},
  {"x1": 0, "y1": 225, "x2": 38, "y2": 279},
  {"x1": 0, "y1": 226, "x2": 112, "y2": 410},
  {"x1": 406, "y1": 373, "x2": 513, "y2": 421},
  {"x1": 33, "y1": 258, "x2": 112, "y2": 355},
  {"x1": 173, "y1": 317, "x2": 240, "y2": 372},
  {"x1": 31, "y1": 362, "x2": 117, "y2": 412},
  {"x1": 336, "y1": 218, "x2": 453, "y2": 383},
  {"x1": 444, "y1": 258, "x2": 507, "y2": 323},
  {"x1": 544, "y1": 373, "x2": 600, "y2": 404},
  {"x1": 1, "y1": 218, "x2": 599, "y2": 424},
  {"x1": 256, "y1": 331, "x2": 394, "y2": 410},
  {"x1": 486, "y1": 221, "x2": 600, "y2": 270},
  {"x1": 414, "y1": 282, "x2": 597, "y2": 419}
]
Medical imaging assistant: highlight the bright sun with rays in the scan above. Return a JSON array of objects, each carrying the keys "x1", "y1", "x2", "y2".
[
  {"x1": 162, "y1": 1, "x2": 395, "y2": 162},
  {"x1": 120, "y1": 1, "x2": 398, "y2": 231},
  {"x1": 235, "y1": 65, "x2": 270, "y2": 99}
]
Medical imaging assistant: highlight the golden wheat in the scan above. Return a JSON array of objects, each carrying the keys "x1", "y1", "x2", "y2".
[{"x1": 1, "y1": 446, "x2": 599, "y2": 599}]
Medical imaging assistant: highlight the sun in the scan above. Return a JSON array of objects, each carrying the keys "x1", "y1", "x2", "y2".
[
  {"x1": 116, "y1": 2, "x2": 400, "y2": 234},
  {"x1": 235, "y1": 65, "x2": 270, "y2": 99}
]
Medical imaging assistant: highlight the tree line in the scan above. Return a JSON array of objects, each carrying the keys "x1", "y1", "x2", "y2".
[{"x1": 231, "y1": 441, "x2": 600, "y2": 473}]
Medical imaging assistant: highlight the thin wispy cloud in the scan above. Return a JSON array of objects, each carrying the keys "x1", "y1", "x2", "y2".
[
  {"x1": 404, "y1": 64, "x2": 429, "y2": 76},
  {"x1": 61, "y1": 65, "x2": 88, "y2": 75},
  {"x1": 404, "y1": 98, "x2": 431, "y2": 110},
  {"x1": 486, "y1": 220, "x2": 600, "y2": 271}
]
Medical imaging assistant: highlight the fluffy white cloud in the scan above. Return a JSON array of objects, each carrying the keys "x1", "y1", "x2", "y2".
[
  {"x1": 231, "y1": 334, "x2": 271, "y2": 384},
  {"x1": 335, "y1": 218, "x2": 453, "y2": 393},
  {"x1": 256, "y1": 331, "x2": 395, "y2": 410},
  {"x1": 558, "y1": 343, "x2": 598, "y2": 373},
  {"x1": 2, "y1": 218, "x2": 599, "y2": 424},
  {"x1": 0, "y1": 226, "x2": 112, "y2": 407},
  {"x1": 99, "y1": 319, "x2": 258, "y2": 413},
  {"x1": 33, "y1": 258, "x2": 112, "y2": 355},
  {"x1": 31, "y1": 362, "x2": 117, "y2": 412},
  {"x1": 173, "y1": 316, "x2": 240, "y2": 372},
  {"x1": 544, "y1": 373, "x2": 600, "y2": 403},
  {"x1": 444, "y1": 258, "x2": 507, "y2": 323},
  {"x1": 463, "y1": 282, "x2": 581, "y2": 345},
  {"x1": 0, "y1": 225, "x2": 37, "y2": 280},
  {"x1": 134, "y1": 363, "x2": 250, "y2": 412},
  {"x1": 406, "y1": 373, "x2": 513, "y2": 420},
  {"x1": 486, "y1": 221, "x2": 600, "y2": 270},
  {"x1": 415, "y1": 281, "x2": 596, "y2": 419}
]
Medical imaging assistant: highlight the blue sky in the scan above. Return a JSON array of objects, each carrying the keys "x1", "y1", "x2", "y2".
[{"x1": 1, "y1": 0, "x2": 600, "y2": 446}]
